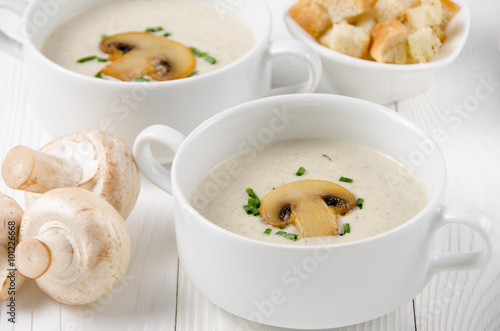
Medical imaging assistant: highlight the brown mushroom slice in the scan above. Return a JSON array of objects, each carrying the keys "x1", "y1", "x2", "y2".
[
  {"x1": 0, "y1": 193, "x2": 26, "y2": 300},
  {"x1": 2, "y1": 129, "x2": 140, "y2": 219},
  {"x1": 98, "y1": 32, "x2": 196, "y2": 81},
  {"x1": 15, "y1": 188, "x2": 130, "y2": 305},
  {"x1": 259, "y1": 180, "x2": 356, "y2": 238}
]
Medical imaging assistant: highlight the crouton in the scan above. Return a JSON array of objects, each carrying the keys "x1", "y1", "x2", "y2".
[
  {"x1": 440, "y1": 0, "x2": 460, "y2": 27},
  {"x1": 315, "y1": 0, "x2": 377, "y2": 23},
  {"x1": 351, "y1": 10, "x2": 377, "y2": 32},
  {"x1": 320, "y1": 22, "x2": 371, "y2": 58},
  {"x1": 370, "y1": 19, "x2": 410, "y2": 64},
  {"x1": 408, "y1": 26, "x2": 442, "y2": 62},
  {"x1": 373, "y1": 0, "x2": 420, "y2": 22},
  {"x1": 289, "y1": 0, "x2": 332, "y2": 38},
  {"x1": 406, "y1": 0, "x2": 443, "y2": 29}
]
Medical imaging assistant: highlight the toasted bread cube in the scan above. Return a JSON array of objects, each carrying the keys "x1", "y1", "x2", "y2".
[
  {"x1": 315, "y1": 0, "x2": 377, "y2": 23},
  {"x1": 370, "y1": 19, "x2": 410, "y2": 64},
  {"x1": 351, "y1": 10, "x2": 377, "y2": 32},
  {"x1": 432, "y1": 25, "x2": 446, "y2": 43},
  {"x1": 408, "y1": 26, "x2": 442, "y2": 62},
  {"x1": 406, "y1": 0, "x2": 443, "y2": 29},
  {"x1": 373, "y1": 0, "x2": 420, "y2": 22},
  {"x1": 440, "y1": 0, "x2": 460, "y2": 27},
  {"x1": 289, "y1": 0, "x2": 332, "y2": 38},
  {"x1": 320, "y1": 22, "x2": 371, "y2": 58}
]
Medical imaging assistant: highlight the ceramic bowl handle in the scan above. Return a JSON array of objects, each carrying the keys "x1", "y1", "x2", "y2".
[
  {"x1": 133, "y1": 125, "x2": 186, "y2": 194},
  {"x1": 0, "y1": 1, "x2": 27, "y2": 57},
  {"x1": 265, "y1": 39, "x2": 322, "y2": 95},
  {"x1": 429, "y1": 205, "x2": 498, "y2": 275}
]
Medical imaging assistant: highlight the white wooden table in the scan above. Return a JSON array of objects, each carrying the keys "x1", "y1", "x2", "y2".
[{"x1": 1, "y1": 0, "x2": 500, "y2": 330}]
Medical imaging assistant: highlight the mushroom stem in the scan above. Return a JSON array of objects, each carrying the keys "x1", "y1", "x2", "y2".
[
  {"x1": 15, "y1": 230, "x2": 76, "y2": 281},
  {"x1": 2, "y1": 146, "x2": 83, "y2": 193}
]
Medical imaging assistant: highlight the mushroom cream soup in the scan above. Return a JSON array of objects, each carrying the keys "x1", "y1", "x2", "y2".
[
  {"x1": 192, "y1": 139, "x2": 428, "y2": 245},
  {"x1": 41, "y1": 0, "x2": 255, "y2": 80}
]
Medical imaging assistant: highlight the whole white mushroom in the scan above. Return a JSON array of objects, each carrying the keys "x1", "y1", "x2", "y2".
[
  {"x1": 1, "y1": 129, "x2": 140, "y2": 219},
  {"x1": 15, "y1": 187, "x2": 130, "y2": 305}
]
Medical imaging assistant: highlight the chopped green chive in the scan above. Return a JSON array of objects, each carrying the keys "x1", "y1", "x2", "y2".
[
  {"x1": 339, "y1": 176, "x2": 353, "y2": 183},
  {"x1": 342, "y1": 223, "x2": 351, "y2": 235},
  {"x1": 264, "y1": 228, "x2": 272, "y2": 235},
  {"x1": 296, "y1": 167, "x2": 306, "y2": 176},
  {"x1": 94, "y1": 73, "x2": 103, "y2": 79},
  {"x1": 275, "y1": 231, "x2": 299, "y2": 241},
  {"x1": 163, "y1": 32, "x2": 172, "y2": 37},
  {"x1": 101, "y1": 34, "x2": 109, "y2": 39},
  {"x1": 77, "y1": 55, "x2": 107, "y2": 63},
  {"x1": 356, "y1": 198, "x2": 364, "y2": 209},
  {"x1": 134, "y1": 76, "x2": 150, "y2": 82},
  {"x1": 322, "y1": 154, "x2": 332, "y2": 161},
  {"x1": 246, "y1": 188, "x2": 259, "y2": 200},
  {"x1": 77, "y1": 55, "x2": 97, "y2": 63},
  {"x1": 189, "y1": 47, "x2": 217, "y2": 65},
  {"x1": 189, "y1": 47, "x2": 206, "y2": 57},
  {"x1": 243, "y1": 205, "x2": 259, "y2": 215},
  {"x1": 145, "y1": 26, "x2": 164, "y2": 33},
  {"x1": 243, "y1": 188, "x2": 260, "y2": 216},
  {"x1": 188, "y1": 70, "x2": 199, "y2": 77},
  {"x1": 204, "y1": 55, "x2": 216, "y2": 64}
]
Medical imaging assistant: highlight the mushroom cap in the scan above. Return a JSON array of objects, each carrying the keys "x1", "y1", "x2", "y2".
[
  {"x1": 25, "y1": 129, "x2": 140, "y2": 219},
  {"x1": 0, "y1": 193, "x2": 26, "y2": 300},
  {"x1": 259, "y1": 180, "x2": 356, "y2": 238},
  {"x1": 18, "y1": 188, "x2": 130, "y2": 305},
  {"x1": 98, "y1": 32, "x2": 196, "y2": 81}
]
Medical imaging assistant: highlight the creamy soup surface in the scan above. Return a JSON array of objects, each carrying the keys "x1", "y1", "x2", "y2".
[
  {"x1": 42, "y1": 0, "x2": 255, "y2": 79},
  {"x1": 192, "y1": 139, "x2": 428, "y2": 245}
]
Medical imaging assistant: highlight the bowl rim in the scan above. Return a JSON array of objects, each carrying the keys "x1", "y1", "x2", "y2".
[
  {"x1": 171, "y1": 93, "x2": 447, "y2": 251},
  {"x1": 283, "y1": 0, "x2": 471, "y2": 73}
]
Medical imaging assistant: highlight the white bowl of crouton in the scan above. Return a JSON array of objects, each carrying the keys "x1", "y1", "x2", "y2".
[{"x1": 285, "y1": 0, "x2": 470, "y2": 104}]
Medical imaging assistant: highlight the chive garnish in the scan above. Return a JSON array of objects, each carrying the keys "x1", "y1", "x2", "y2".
[
  {"x1": 189, "y1": 47, "x2": 217, "y2": 65},
  {"x1": 275, "y1": 231, "x2": 299, "y2": 241},
  {"x1": 296, "y1": 167, "x2": 306, "y2": 176},
  {"x1": 243, "y1": 188, "x2": 260, "y2": 216},
  {"x1": 145, "y1": 26, "x2": 164, "y2": 33},
  {"x1": 95, "y1": 73, "x2": 103, "y2": 79},
  {"x1": 101, "y1": 34, "x2": 109, "y2": 39},
  {"x1": 322, "y1": 154, "x2": 331, "y2": 161},
  {"x1": 77, "y1": 55, "x2": 107, "y2": 63},
  {"x1": 163, "y1": 32, "x2": 172, "y2": 37},
  {"x1": 356, "y1": 198, "x2": 364, "y2": 209},
  {"x1": 188, "y1": 71, "x2": 199, "y2": 77},
  {"x1": 339, "y1": 176, "x2": 353, "y2": 183},
  {"x1": 77, "y1": 55, "x2": 97, "y2": 63},
  {"x1": 342, "y1": 223, "x2": 351, "y2": 235},
  {"x1": 189, "y1": 47, "x2": 207, "y2": 57},
  {"x1": 134, "y1": 76, "x2": 150, "y2": 82},
  {"x1": 264, "y1": 228, "x2": 272, "y2": 235},
  {"x1": 204, "y1": 55, "x2": 216, "y2": 64}
]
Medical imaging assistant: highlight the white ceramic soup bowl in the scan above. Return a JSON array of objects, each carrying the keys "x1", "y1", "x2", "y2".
[
  {"x1": 0, "y1": 0, "x2": 321, "y2": 147},
  {"x1": 133, "y1": 93, "x2": 497, "y2": 329},
  {"x1": 283, "y1": 0, "x2": 470, "y2": 105}
]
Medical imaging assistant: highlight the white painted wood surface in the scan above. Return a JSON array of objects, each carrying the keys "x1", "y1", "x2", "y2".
[{"x1": 1, "y1": 0, "x2": 499, "y2": 330}]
